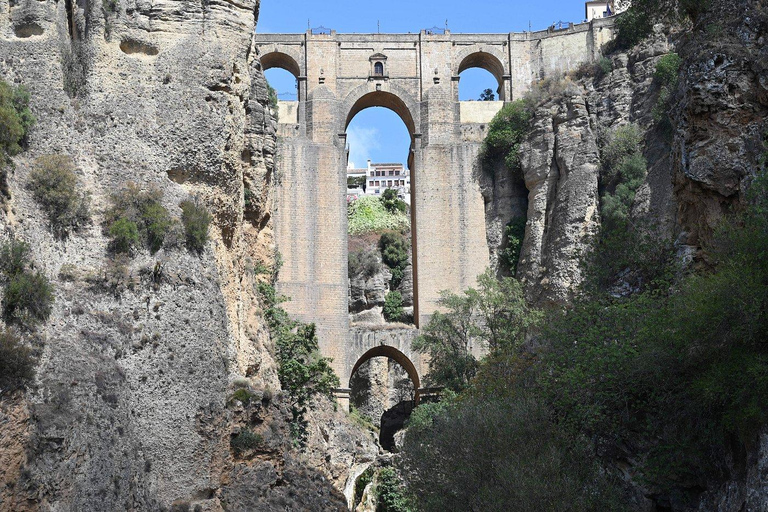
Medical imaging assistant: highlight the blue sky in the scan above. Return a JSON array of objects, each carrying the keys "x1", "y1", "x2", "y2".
[{"x1": 260, "y1": 0, "x2": 590, "y2": 167}]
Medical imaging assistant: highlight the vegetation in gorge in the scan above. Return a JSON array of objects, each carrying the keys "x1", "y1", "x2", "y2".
[
  {"x1": 652, "y1": 53, "x2": 682, "y2": 130},
  {"x1": 348, "y1": 194, "x2": 410, "y2": 235},
  {"x1": 379, "y1": 231, "x2": 410, "y2": 289},
  {"x1": 412, "y1": 270, "x2": 541, "y2": 393},
  {"x1": 382, "y1": 291, "x2": 405, "y2": 323},
  {"x1": 28, "y1": 155, "x2": 91, "y2": 238},
  {"x1": 401, "y1": 161, "x2": 768, "y2": 509},
  {"x1": 106, "y1": 183, "x2": 176, "y2": 254},
  {"x1": 481, "y1": 99, "x2": 532, "y2": 171},
  {"x1": 611, "y1": 0, "x2": 711, "y2": 50},
  {"x1": 501, "y1": 216, "x2": 526, "y2": 275},
  {"x1": 257, "y1": 270, "x2": 339, "y2": 444}
]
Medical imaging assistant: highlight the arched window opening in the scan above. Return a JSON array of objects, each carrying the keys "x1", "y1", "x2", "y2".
[
  {"x1": 261, "y1": 52, "x2": 301, "y2": 123},
  {"x1": 458, "y1": 67, "x2": 501, "y2": 101},
  {"x1": 349, "y1": 354, "x2": 417, "y2": 451},
  {"x1": 457, "y1": 52, "x2": 505, "y2": 101},
  {"x1": 374, "y1": 61, "x2": 384, "y2": 76},
  {"x1": 264, "y1": 67, "x2": 297, "y2": 100},
  {"x1": 346, "y1": 103, "x2": 414, "y2": 328}
]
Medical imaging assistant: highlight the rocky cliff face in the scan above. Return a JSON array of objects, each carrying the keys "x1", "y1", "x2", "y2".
[
  {"x1": 484, "y1": 2, "x2": 768, "y2": 508},
  {"x1": 0, "y1": 0, "x2": 375, "y2": 509}
]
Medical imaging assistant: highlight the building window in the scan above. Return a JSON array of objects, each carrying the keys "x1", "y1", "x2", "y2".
[
  {"x1": 374, "y1": 62, "x2": 384, "y2": 76},
  {"x1": 369, "y1": 181, "x2": 374, "y2": 186},
  {"x1": 370, "y1": 171, "x2": 374, "y2": 177}
]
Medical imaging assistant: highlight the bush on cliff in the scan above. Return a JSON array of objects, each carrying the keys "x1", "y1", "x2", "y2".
[
  {"x1": 0, "y1": 239, "x2": 54, "y2": 328},
  {"x1": 28, "y1": 155, "x2": 91, "y2": 238},
  {"x1": 0, "y1": 327, "x2": 35, "y2": 394},
  {"x1": 106, "y1": 183, "x2": 175, "y2": 254},
  {"x1": 257, "y1": 279, "x2": 339, "y2": 445},
  {"x1": 481, "y1": 100, "x2": 532, "y2": 171},
  {"x1": 0, "y1": 79, "x2": 35, "y2": 201},
  {"x1": 180, "y1": 199, "x2": 212, "y2": 254}
]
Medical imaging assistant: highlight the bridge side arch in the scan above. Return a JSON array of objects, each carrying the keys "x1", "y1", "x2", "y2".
[
  {"x1": 349, "y1": 345, "x2": 421, "y2": 394},
  {"x1": 257, "y1": 47, "x2": 303, "y2": 77},
  {"x1": 455, "y1": 48, "x2": 509, "y2": 100}
]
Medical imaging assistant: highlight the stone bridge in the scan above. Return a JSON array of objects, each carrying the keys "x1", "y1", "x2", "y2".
[{"x1": 253, "y1": 19, "x2": 615, "y2": 406}]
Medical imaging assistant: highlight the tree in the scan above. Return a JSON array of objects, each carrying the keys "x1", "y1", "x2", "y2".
[
  {"x1": 413, "y1": 271, "x2": 541, "y2": 391},
  {"x1": 479, "y1": 88, "x2": 495, "y2": 101}
]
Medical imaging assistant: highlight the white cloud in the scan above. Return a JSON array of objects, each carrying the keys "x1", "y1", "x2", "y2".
[{"x1": 346, "y1": 125, "x2": 380, "y2": 168}]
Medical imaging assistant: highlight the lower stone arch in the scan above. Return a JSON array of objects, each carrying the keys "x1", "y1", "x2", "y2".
[{"x1": 349, "y1": 345, "x2": 420, "y2": 399}]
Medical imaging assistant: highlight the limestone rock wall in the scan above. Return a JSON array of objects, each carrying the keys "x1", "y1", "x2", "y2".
[{"x1": 0, "y1": 0, "x2": 375, "y2": 509}]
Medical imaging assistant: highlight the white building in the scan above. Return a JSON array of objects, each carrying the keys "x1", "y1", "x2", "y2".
[
  {"x1": 585, "y1": 1, "x2": 617, "y2": 21},
  {"x1": 347, "y1": 160, "x2": 411, "y2": 204}
]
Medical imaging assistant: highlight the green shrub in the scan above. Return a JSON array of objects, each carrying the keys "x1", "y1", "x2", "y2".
[
  {"x1": 0, "y1": 239, "x2": 31, "y2": 279},
  {"x1": 569, "y1": 57, "x2": 612, "y2": 81},
  {"x1": 28, "y1": 155, "x2": 90, "y2": 238},
  {"x1": 257, "y1": 280, "x2": 339, "y2": 445},
  {"x1": 383, "y1": 291, "x2": 404, "y2": 322},
  {"x1": 375, "y1": 468, "x2": 413, "y2": 512},
  {"x1": 349, "y1": 247, "x2": 381, "y2": 280},
  {"x1": 266, "y1": 83, "x2": 279, "y2": 121},
  {"x1": 379, "y1": 232, "x2": 409, "y2": 288},
  {"x1": 180, "y1": 199, "x2": 211, "y2": 254},
  {"x1": 230, "y1": 388, "x2": 254, "y2": 405},
  {"x1": 381, "y1": 188, "x2": 407, "y2": 214},
  {"x1": 652, "y1": 53, "x2": 682, "y2": 131},
  {"x1": 3, "y1": 271, "x2": 54, "y2": 327},
  {"x1": 106, "y1": 183, "x2": 174, "y2": 254},
  {"x1": 348, "y1": 195, "x2": 410, "y2": 235},
  {"x1": 654, "y1": 53, "x2": 682, "y2": 86},
  {"x1": 0, "y1": 327, "x2": 35, "y2": 393},
  {"x1": 501, "y1": 217, "x2": 526, "y2": 275},
  {"x1": 482, "y1": 100, "x2": 533, "y2": 171},
  {"x1": 601, "y1": 123, "x2": 643, "y2": 181},
  {"x1": 230, "y1": 428, "x2": 263, "y2": 454},
  {"x1": 108, "y1": 218, "x2": 140, "y2": 254},
  {"x1": 0, "y1": 80, "x2": 35, "y2": 158}
]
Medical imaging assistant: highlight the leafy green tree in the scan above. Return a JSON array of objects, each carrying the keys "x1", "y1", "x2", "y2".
[
  {"x1": 399, "y1": 393, "x2": 625, "y2": 512},
  {"x1": 413, "y1": 270, "x2": 540, "y2": 391},
  {"x1": 375, "y1": 468, "x2": 413, "y2": 512},
  {"x1": 478, "y1": 88, "x2": 495, "y2": 101},
  {"x1": 379, "y1": 231, "x2": 410, "y2": 288}
]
